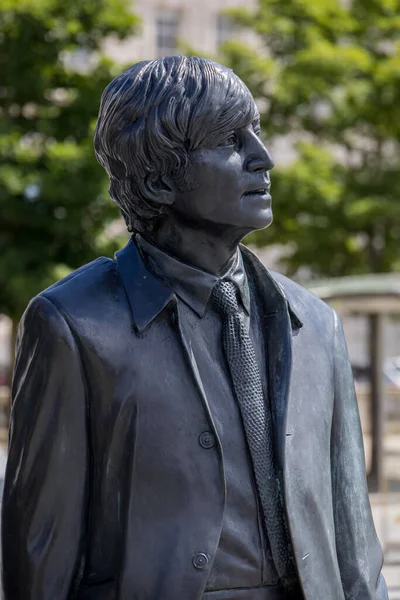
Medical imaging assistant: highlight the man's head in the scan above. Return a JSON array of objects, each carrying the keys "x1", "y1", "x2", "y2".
[{"x1": 95, "y1": 55, "x2": 274, "y2": 237}]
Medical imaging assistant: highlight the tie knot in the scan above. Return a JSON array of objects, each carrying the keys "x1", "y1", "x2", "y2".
[{"x1": 211, "y1": 279, "x2": 239, "y2": 316}]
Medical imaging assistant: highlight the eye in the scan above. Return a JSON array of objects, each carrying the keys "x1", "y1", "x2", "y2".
[{"x1": 219, "y1": 132, "x2": 238, "y2": 147}]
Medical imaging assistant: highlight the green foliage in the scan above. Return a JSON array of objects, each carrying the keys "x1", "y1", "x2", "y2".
[
  {"x1": 0, "y1": 0, "x2": 138, "y2": 319},
  {"x1": 221, "y1": 0, "x2": 400, "y2": 278}
]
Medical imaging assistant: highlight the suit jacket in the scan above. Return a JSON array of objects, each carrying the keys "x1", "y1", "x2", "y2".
[{"x1": 2, "y1": 238, "x2": 388, "y2": 600}]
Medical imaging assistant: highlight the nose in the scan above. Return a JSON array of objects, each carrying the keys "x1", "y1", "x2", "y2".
[{"x1": 244, "y1": 131, "x2": 275, "y2": 173}]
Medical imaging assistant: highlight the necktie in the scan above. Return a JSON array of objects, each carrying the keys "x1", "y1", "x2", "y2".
[{"x1": 211, "y1": 279, "x2": 297, "y2": 590}]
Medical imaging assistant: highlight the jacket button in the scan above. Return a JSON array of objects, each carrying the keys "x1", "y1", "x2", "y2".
[
  {"x1": 193, "y1": 553, "x2": 209, "y2": 570},
  {"x1": 199, "y1": 431, "x2": 215, "y2": 449}
]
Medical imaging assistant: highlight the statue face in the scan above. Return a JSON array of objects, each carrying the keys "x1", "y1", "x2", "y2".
[{"x1": 171, "y1": 113, "x2": 275, "y2": 235}]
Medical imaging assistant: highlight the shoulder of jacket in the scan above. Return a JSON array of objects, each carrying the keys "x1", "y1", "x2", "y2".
[
  {"x1": 42, "y1": 255, "x2": 115, "y2": 296},
  {"x1": 28, "y1": 257, "x2": 120, "y2": 322},
  {"x1": 42, "y1": 256, "x2": 114, "y2": 296}
]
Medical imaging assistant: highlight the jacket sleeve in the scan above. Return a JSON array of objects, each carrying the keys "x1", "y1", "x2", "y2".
[
  {"x1": 331, "y1": 310, "x2": 388, "y2": 600},
  {"x1": 1, "y1": 295, "x2": 88, "y2": 599}
]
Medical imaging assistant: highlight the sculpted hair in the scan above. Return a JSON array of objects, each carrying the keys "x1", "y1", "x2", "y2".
[{"x1": 94, "y1": 55, "x2": 258, "y2": 233}]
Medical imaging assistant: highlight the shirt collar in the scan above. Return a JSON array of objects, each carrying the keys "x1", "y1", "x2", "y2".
[
  {"x1": 114, "y1": 236, "x2": 302, "y2": 334},
  {"x1": 135, "y1": 233, "x2": 251, "y2": 318}
]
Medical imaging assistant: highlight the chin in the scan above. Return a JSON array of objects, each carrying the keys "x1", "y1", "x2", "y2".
[{"x1": 246, "y1": 209, "x2": 273, "y2": 232}]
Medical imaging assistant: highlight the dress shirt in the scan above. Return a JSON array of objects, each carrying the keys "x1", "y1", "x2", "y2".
[{"x1": 135, "y1": 234, "x2": 279, "y2": 591}]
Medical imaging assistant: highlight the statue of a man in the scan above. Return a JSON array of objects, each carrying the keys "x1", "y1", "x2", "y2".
[{"x1": 2, "y1": 56, "x2": 388, "y2": 600}]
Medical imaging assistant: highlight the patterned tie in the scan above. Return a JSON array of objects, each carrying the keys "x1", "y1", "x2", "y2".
[{"x1": 211, "y1": 279, "x2": 298, "y2": 590}]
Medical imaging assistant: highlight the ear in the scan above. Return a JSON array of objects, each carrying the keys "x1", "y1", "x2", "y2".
[{"x1": 144, "y1": 174, "x2": 176, "y2": 206}]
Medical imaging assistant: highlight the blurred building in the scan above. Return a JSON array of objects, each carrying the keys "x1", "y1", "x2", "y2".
[{"x1": 105, "y1": 0, "x2": 258, "y2": 63}]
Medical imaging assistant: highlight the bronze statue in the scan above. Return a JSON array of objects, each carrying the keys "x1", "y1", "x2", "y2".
[{"x1": 2, "y1": 56, "x2": 388, "y2": 600}]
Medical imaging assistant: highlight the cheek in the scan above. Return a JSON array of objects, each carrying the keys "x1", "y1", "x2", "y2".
[
  {"x1": 182, "y1": 151, "x2": 244, "y2": 218},
  {"x1": 202, "y1": 155, "x2": 243, "y2": 192}
]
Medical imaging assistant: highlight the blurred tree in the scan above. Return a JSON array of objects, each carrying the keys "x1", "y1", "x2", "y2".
[
  {"x1": 221, "y1": 0, "x2": 400, "y2": 278},
  {"x1": 0, "y1": 0, "x2": 137, "y2": 334}
]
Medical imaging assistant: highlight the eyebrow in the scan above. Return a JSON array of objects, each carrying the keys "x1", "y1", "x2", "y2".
[{"x1": 232, "y1": 118, "x2": 260, "y2": 135}]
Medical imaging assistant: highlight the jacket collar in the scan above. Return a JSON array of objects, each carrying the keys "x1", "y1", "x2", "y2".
[
  {"x1": 240, "y1": 244, "x2": 303, "y2": 331},
  {"x1": 115, "y1": 236, "x2": 302, "y2": 333},
  {"x1": 115, "y1": 237, "x2": 176, "y2": 333},
  {"x1": 240, "y1": 243, "x2": 303, "y2": 470}
]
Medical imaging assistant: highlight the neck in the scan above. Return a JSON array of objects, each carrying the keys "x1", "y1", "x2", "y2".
[{"x1": 147, "y1": 218, "x2": 248, "y2": 276}]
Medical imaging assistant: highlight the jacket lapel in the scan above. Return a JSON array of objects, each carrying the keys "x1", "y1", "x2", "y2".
[
  {"x1": 116, "y1": 237, "x2": 224, "y2": 469},
  {"x1": 240, "y1": 245, "x2": 302, "y2": 471},
  {"x1": 116, "y1": 237, "x2": 302, "y2": 473}
]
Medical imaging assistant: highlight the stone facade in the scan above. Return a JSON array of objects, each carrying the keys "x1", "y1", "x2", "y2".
[{"x1": 104, "y1": 0, "x2": 258, "y2": 63}]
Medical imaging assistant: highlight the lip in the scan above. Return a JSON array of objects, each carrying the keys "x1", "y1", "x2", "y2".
[
  {"x1": 242, "y1": 188, "x2": 271, "y2": 199},
  {"x1": 243, "y1": 185, "x2": 271, "y2": 196}
]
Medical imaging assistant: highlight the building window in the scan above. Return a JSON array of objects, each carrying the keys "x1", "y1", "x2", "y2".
[
  {"x1": 156, "y1": 9, "x2": 180, "y2": 56},
  {"x1": 217, "y1": 14, "x2": 235, "y2": 47}
]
